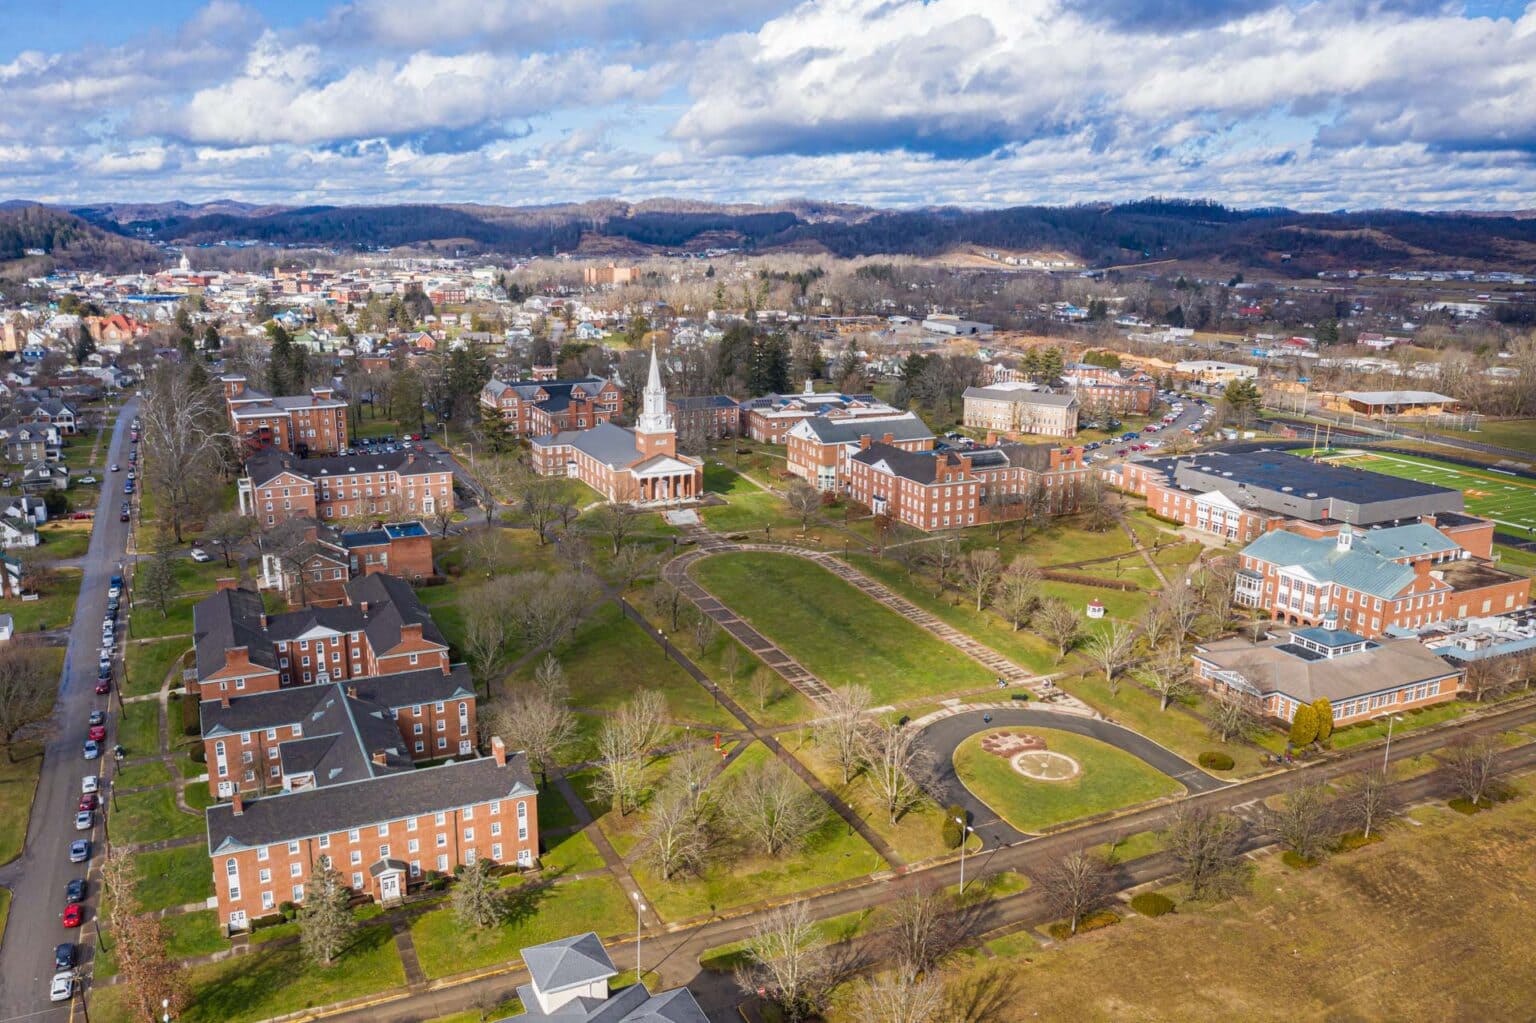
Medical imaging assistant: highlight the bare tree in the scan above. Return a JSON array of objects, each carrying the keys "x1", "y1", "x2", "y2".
[
  {"x1": 957, "y1": 548, "x2": 1003, "y2": 611},
  {"x1": 1341, "y1": 767, "x2": 1393, "y2": 840},
  {"x1": 1163, "y1": 805, "x2": 1247, "y2": 900},
  {"x1": 1207, "y1": 693, "x2": 1258, "y2": 743},
  {"x1": 691, "y1": 613, "x2": 717, "y2": 657},
  {"x1": 139, "y1": 531, "x2": 180, "y2": 618},
  {"x1": 203, "y1": 510, "x2": 254, "y2": 567},
  {"x1": 726, "y1": 758, "x2": 825, "y2": 855},
  {"x1": 431, "y1": 502, "x2": 457, "y2": 538},
  {"x1": 1159, "y1": 579, "x2": 1202, "y2": 656},
  {"x1": 482, "y1": 657, "x2": 578, "y2": 788},
  {"x1": 850, "y1": 973, "x2": 946, "y2": 1023},
  {"x1": 1036, "y1": 598, "x2": 1082, "y2": 662},
  {"x1": 817, "y1": 684, "x2": 873, "y2": 784},
  {"x1": 608, "y1": 543, "x2": 658, "y2": 589},
  {"x1": 1268, "y1": 780, "x2": 1334, "y2": 862},
  {"x1": 785, "y1": 479, "x2": 823, "y2": 532},
  {"x1": 1139, "y1": 600, "x2": 1172, "y2": 653},
  {"x1": 141, "y1": 363, "x2": 232, "y2": 542},
  {"x1": 1445, "y1": 735, "x2": 1502, "y2": 807},
  {"x1": 1135, "y1": 649, "x2": 1193, "y2": 712},
  {"x1": 748, "y1": 665, "x2": 778, "y2": 713},
  {"x1": 882, "y1": 888, "x2": 964, "y2": 981},
  {"x1": 594, "y1": 502, "x2": 641, "y2": 555},
  {"x1": 593, "y1": 690, "x2": 668, "y2": 816},
  {"x1": 993, "y1": 558, "x2": 1041, "y2": 631},
  {"x1": 923, "y1": 537, "x2": 961, "y2": 596},
  {"x1": 118, "y1": 912, "x2": 191, "y2": 1023},
  {"x1": 645, "y1": 783, "x2": 713, "y2": 880},
  {"x1": 461, "y1": 583, "x2": 517, "y2": 700},
  {"x1": 1464, "y1": 658, "x2": 1518, "y2": 703},
  {"x1": 1083, "y1": 621, "x2": 1134, "y2": 695},
  {"x1": 720, "y1": 642, "x2": 743, "y2": 688},
  {"x1": 0, "y1": 639, "x2": 56, "y2": 762},
  {"x1": 1037, "y1": 848, "x2": 1113, "y2": 935},
  {"x1": 736, "y1": 901, "x2": 829, "y2": 1022},
  {"x1": 864, "y1": 722, "x2": 935, "y2": 825},
  {"x1": 648, "y1": 580, "x2": 686, "y2": 633}
]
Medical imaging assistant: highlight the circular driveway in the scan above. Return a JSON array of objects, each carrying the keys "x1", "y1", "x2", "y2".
[{"x1": 917, "y1": 708, "x2": 1227, "y2": 847}]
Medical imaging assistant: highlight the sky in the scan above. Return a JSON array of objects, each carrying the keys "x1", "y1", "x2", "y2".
[{"x1": 1, "y1": 0, "x2": 1534, "y2": 211}]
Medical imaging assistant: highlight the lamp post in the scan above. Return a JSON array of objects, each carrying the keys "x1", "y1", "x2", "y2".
[
  {"x1": 632, "y1": 892, "x2": 646, "y2": 983},
  {"x1": 955, "y1": 817, "x2": 975, "y2": 894},
  {"x1": 162, "y1": 996, "x2": 171, "y2": 1023},
  {"x1": 1377, "y1": 712, "x2": 1405, "y2": 771}
]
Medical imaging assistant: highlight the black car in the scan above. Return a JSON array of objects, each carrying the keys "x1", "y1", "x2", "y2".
[
  {"x1": 88, "y1": 710, "x2": 105, "y2": 727},
  {"x1": 54, "y1": 943, "x2": 76, "y2": 971},
  {"x1": 65, "y1": 878, "x2": 86, "y2": 903},
  {"x1": 119, "y1": 503, "x2": 131, "y2": 522}
]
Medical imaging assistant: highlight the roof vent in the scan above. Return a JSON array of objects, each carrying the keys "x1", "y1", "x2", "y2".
[
  {"x1": 1306, "y1": 492, "x2": 1318, "y2": 498},
  {"x1": 1281, "y1": 486, "x2": 1293, "y2": 493}
]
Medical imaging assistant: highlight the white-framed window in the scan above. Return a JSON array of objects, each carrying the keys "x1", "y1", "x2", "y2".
[
  {"x1": 261, "y1": 891, "x2": 275, "y2": 910},
  {"x1": 287, "y1": 841, "x2": 300, "y2": 855},
  {"x1": 257, "y1": 846, "x2": 269, "y2": 861},
  {"x1": 436, "y1": 833, "x2": 447, "y2": 848},
  {"x1": 352, "y1": 872, "x2": 364, "y2": 890},
  {"x1": 436, "y1": 854, "x2": 448, "y2": 872},
  {"x1": 377, "y1": 823, "x2": 389, "y2": 837},
  {"x1": 350, "y1": 850, "x2": 362, "y2": 866},
  {"x1": 289, "y1": 862, "x2": 302, "y2": 878},
  {"x1": 292, "y1": 884, "x2": 304, "y2": 902},
  {"x1": 318, "y1": 835, "x2": 330, "y2": 849},
  {"x1": 348, "y1": 829, "x2": 360, "y2": 842}
]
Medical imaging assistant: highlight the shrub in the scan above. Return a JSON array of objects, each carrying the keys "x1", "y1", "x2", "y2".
[
  {"x1": 941, "y1": 804, "x2": 967, "y2": 849},
  {"x1": 1312, "y1": 698, "x2": 1334, "y2": 743},
  {"x1": 1288, "y1": 704, "x2": 1319, "y2": 748},
  {"x1": 1281, "y1": 850, "x2": 1319, "y2": 870},
  {"x1": 1047, "y1": 909, "x2": 1119, "y2": 941},
  {"x1": 250, "y1": 913, "x2": 285, "y2": 931},
  {"x1": 1198, "y1": 751, "x2": 1235, "y2": 771},
  {"x1": 278, "y1": 900, "x2": 298, "y2": 921},
  {"x1": 1448, "y1": 797, "x2": 1487, "y2": 815},
  {"x1": 1130, "y1": 892, "x2": 1175, "y2": 917},
  {"x1": 188, "y1": 745, "x2": 206, "y2": 764}
]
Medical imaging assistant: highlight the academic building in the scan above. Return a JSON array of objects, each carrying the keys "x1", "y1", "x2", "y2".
[{"x1": 221, "y1": 375, "x2": 350, "y2": 459}]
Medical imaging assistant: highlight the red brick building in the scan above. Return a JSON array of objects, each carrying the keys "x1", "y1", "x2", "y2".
[
  {"x1": 190, "y1": 574, "x2": 451, "y2": 699},
  {"x1": 206, "y1": 736, "x2": 537, "y2": 932},
  {"x1": 846, "y1": 439, "x2": 1090, "y2": 532},
  {"x1": 257, "y1": 520, "x2": 436, "y2": 606},
  {"x1": 740, "y1": 384, "x2": 898, "y2": 444},
  {"x1": 669, "y1": 395, "x2": 741, "y2": 440},
  {"x1": 222, "y1": 375, "x2": 350, "y2": 459},
  {"x1": 238, "y1": 449, "x2": 454, "y2": 527},
  {"x1": 1063, "y1": 363, "x2": 1156, "y2": 415},
  {"x1": 785, "y1": 413, "x2": 934, "y2": 492},
  {"x1": 201, "y1": 665, "x2": 478, "y2": 797},
  {"x1": 480, "y1": 375, "x2": 621, "y2": 438}
]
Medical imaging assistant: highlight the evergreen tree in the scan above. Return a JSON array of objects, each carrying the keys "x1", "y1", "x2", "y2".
[
  {"x1": 73, "y1": 325, "x2": 96, "y2": 366},
  {"x1": 1288, "y1": 703, "x2": 1319, "y2": 748},
  {"x1": 1312, "y1": 699, "x2": 1334, "y2": 743},
  {"x1": 299, "y1": 858, "x2": 355, "y2": 967},
  {"x1": 451, "y1": 857, "x2": 503, "y2": 928},
  {"x1": 266, "y1": 323, "x2": 296, "y2": 395},
  {"x1": 202, "y1": 324, "x2": 221, "y2": 352},
  {"x1": 1317, "y1": 318, "x2": 1340, "y2": 346}
]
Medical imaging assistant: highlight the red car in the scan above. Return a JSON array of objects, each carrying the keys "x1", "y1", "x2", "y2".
[
  {"x1": 87, "y1": 725, "x2": 107, "y2": 742},
  {"x1": 95, "y1": 679, "x2": 111, "y2": 695},
  {"x1": 78, "y1": 793, "x2": 98, "y2": 812},
  {"x1": 62, "y1": 904, "x2": 83, "y2": 928}
]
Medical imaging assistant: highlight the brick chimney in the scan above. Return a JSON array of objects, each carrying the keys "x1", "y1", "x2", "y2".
[
  {"x1": 881, "y1": 432, "x2": 894, "y2": 445},
  {"x1": 231, "y1": 792, "x2": 244, "y2": 816},
  {"x1": 219, "y1": 692, "x2": 231, "y2": 709},
  {"x1": 345, "y1": 684, "x2": 358, "y2": 699},
  {"x1": 259, "y1": 612, "x2": 268, "y2": 630},
  {"x1": 986, "y1": 431, "x2": 998, "y2": 446},
  {"x1": 359, "y1": 601, "x2": 370, "y2": 616},
  {"x1": 400, "y1": 622, "x2": 423, "y2": 644},
  {"x1": 859, "y1": 435, "x2": 872, "y2": 451},
  {"x1": 491, "y1": 736, "x2": 507, "y2": 767},
  {"x1": 216, "y1": 577, "x2": 240, "y2": 592},
  {"x1": 405, "y1": 452, "x2": 416, "y2": 466}
]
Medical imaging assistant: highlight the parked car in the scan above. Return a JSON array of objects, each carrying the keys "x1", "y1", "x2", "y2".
[
  {"x1": 80, "y1": 775, "x2": 98, "y2": 795},
  {"x1": 123, "y1": 482, "x2": 134, "y2": 495},
  {"x1": 190, "y1": 548, "x2": 211, "y2": 563},
  {"x1": 87, "y1": 725, "x2": 106, "y2": 742},
  {"x1": 82, "y1": 740, "x2": 100, "y2": 760},
  {"x1": 94, "y1": 678, "x2": 111, "y2": 695},
  {"x1": 80, "y1": 476, "x2": 98, "y2": 485},
  {"x1": 65, "y1": 878, "x2": 86, "y2": 903},
  {"x1": 78, "y1": 793, "x2": 98, "y2": 812},
  {"x1": 74, "y1": 810, "x2": 93, "y2": 831},
  {"x1": 62, "y1": 904, "x2": 83, "y2": 928},
  {"x1": 55, "y1": 943, "x2": 76, "y2": 970},
  {"x1": 110, "y1": 463, "x2": 121, "y2": 472},
  {"x1": 126, "y1": 470, "x2": 136, "y2": 481},
  {"x1": 69, "y1": 839, "x2": 90, "y2": 863},
  {"x1": 120, "y1": 504, "x2": 131, "y2": 522},
  {"x1": 88, "y1": 710, "x2": 105, "y2": 726},
  {"x1": 50, "y1": 971, "x2": 73, "y2": 1003}
]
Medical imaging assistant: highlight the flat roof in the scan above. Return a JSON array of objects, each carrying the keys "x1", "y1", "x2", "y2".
[{"x1": 1176, "y1": 450, "x2": 1457, "y2": 504}]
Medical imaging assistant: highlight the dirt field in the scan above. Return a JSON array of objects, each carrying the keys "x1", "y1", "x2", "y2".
[{"x1": 934, "y1": 785, "x2": 1536, "y2": 1022}]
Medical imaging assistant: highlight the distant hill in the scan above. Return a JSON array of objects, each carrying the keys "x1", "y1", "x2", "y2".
[
  {"x1": 0, "y1": 204, "x2": 163, "y2": 274},
  {"x1": 33, "y1": 197, "x2": 1536, "y2": 274}
]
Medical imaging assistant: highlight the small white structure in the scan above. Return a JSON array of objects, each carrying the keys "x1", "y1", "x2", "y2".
[
  {"x1": 0, "y1": 613, "x2": 12, "y2": 641},
  {"x1": 1086, "y1": 599, "x2": 1106, "y2": 620}
]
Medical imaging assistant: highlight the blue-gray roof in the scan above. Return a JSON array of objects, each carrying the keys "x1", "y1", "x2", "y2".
[
  {"x1": 793, "y1": 413, "x2": 933, "y2": 445},
  {"x1": 531, "y1": 421, "x2": 639, "y2": 468},
  {"x1": 523, "y1": 932, "x2": 617, "y2": 994},
  {"x1": 1356, "y1": 523, "x2": 1460, "y2": 560},
  {"x1": 1241, "y1": 530, "x2": 1419, "y2": 599}
]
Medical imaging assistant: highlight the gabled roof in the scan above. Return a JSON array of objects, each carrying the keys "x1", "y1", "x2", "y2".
[
  {"x1": 790, "y1": 412, "x2": 933, "y2": 445},
  {"x1": 523, "y1": 932, "x2": 618, "y2": 994},
  {"x1": 963, "y1": 385, "x2": 1077, "y2": 406},
  {"x1": 531, "y1": 421, "x2": 640, "y2": 468},
  {"x1": 200, "y1": 664, "x2": 474, "y2": 738},
  {"x1": 1240, "y1": 530, "x2": 1420, "y2": 600},
  {"x1": 1356, "y1": 523, "x2": 1461, "y2": 560},
  {"x1": 244, "y1": 448, "x2": 449, "y2": 487}
]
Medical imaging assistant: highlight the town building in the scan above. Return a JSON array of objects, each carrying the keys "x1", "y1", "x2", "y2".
[
  {"x1": 237, "y1": 449, "x2": 455, "y2": 527},
  {"x1": 1192, "y1": 613, "x2": 1463, "y2": 726},
  {"x1": 582, "y1": 264, "x2": 640, "y2": 286},
  {"x1": 205, "y1": 736, "x2": 536, "y2": 932},
  {"x1": 920, "y1": 316, "x2": 994, "y2": 336},
  {"x1": 1062, "y1": 363, "x2": 1156, "y2": 416},
  {"x1": 513, "y1": 932, "x2": 707, "y2": 1022},
  {"x1": 1334, "y1": 390, "x2": 1462, "y2": 416},
  {"x1": 529, "y1": 346, "x2": 703, "y2": 504},
  {"x1": 257, "y1": 520, "x2": 435, "y2": 606},
  {"x1": 1173, "y1": 360, "x2": 1259, "y2": 384},
  {"x1": 740, "y1": 384, "x2": 898, "y2": 444},
  {"x1": 200, "y1": 665, "x2": 477, "y2": 797},
  {"x1": 479, "y1": 375, "x2": 621, "y2": 438},
  {"x1": 962, "y1": 382, "x2": 1079, "y2": 439},
  {"x1": 1233, "y1": 524, "x2": 1529, "y2": 638},
  {"x1": 669, "y1": 394, "x2": 740, "y2": 440},
  {"x1": 786, "y1": 412, "x2": 934, "y2": 492},
  {"x1": 190, "y1": 573, "x2": 451, "y2": 699},
  {"x1": 221, "y1": 376, "x2": 349, "y2": 458},
  {"x1": 846, "y1": 439, "x2": 1090, "y2": 532}
]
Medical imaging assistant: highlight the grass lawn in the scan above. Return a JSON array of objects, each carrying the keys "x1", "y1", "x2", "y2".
[
  {"x1": 631, "y1": 743, "x2": 887, "y2": 921},
  {"x1": 1496, "y1": 543, "x2": 1536, "y2": 577},
  {"x1": 114, "y1": 757, "x2": 172, "y2": 789},
  {"x1": 0, "y1": 887, "x2": 9, "y2": 949},
  {"x1": 1038, "y1": 578, "x2": 1152, "y2": 624},
  {"x1": 1093, "y1": 828, "x2": 1166, "y2": 864},
  {"x1": 1057, "y1": 672, "x2": 1269, "y2": 777},
  {"x1": 538, "y1": 786, "x2": 579, "y2": 832},
  {"x1": 125, "y1": 637, "x2": 191, "y2": 697},
  {"x1": 117, "y1": 697, "x2": 162, "y2": 759},
  {"x1": 164, "y1": 909, "x2": 226, "y2": 959},
  {"x1": 523, "y1": 601, "x2": 735, "y2": 728},
  {"x1": 0, "y1": 743, "x2": 45, "y2": 865},
  {"x1": 92, "y1": 922, "x2": 405, "y2": 1023},
  {"x1": 844, "y1": 553, "x2": 1064, "y2": 675},
  {"x1": 409, "y1": 876, "x2": 634, "y2": 979},
  {"x1": 38, "y1": 522, "x2": 93, "y2": 558},
  {"x1": 1432, "y1": 418, "x2": 1536, "y2": 455},
  {"x1": 700, "y1": 487, "x2": 804, "y2": 536},
  {"x1": 922, "y1": 785, "x2": 1536, "y2": 1022},
  {"x1": 540, "y1": 829, "x2": 606, "y2": 875},
  {"x1": 953, "y1": 728, "x2": 1183, "y2": 834},
  {"x1": 184, "y1": 781, "x2": 215, "y2": 811},
  {"x1": 701, "y1": 905, "x2": 881, "y2": 971},
  {"x1": 8, "y1": 570, "x2": 83, "y2": 632},
  {"x1": 128, "y1": 595, "x2": 200, "y2": 639},
  {"x1": 111, "y1": 786, "x2": 204, "y2": 845},
  {"x1": 133, "y1": 843, "x2": 214, "y2": 911},
  {"x1": 413, "y1": 584, "x2": 472, "y2": 658},
  {"x1": 1328, "y1": 699, "x2": 1476, "y2": 750},
  {"x1": 134, "y1": 552, "x2": 248, "y2": 595},
  {"x1": 692, "y1": 552, "x2": 993, "y2": 702},
  {"x1": 790, "y1": 737, "x2": 951, "y2": 863}
]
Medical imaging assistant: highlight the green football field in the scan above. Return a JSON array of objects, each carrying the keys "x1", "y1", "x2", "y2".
[{"x1": 1329, "y1": 452, "x2": 1536, "y2": 540}]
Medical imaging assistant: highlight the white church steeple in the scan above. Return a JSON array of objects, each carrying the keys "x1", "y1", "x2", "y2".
[{"x1": 636, "y1": 343, "x2": 673, "y2": 436}]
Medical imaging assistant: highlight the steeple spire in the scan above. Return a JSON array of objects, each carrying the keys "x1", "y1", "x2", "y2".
[{"x1": 636, "y1": 342, "x2": 673, "y2": 435}]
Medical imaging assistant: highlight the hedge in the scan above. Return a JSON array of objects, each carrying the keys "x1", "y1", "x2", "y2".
[
  {"x1": 1039, "y1": 569, "x2": 1140, "y2": 592},
  {"x1": 1197, "y1": 751, "x2": 1235, "y2": 771},
  {"x1": 1130, "y1": 892, "x2": 1175, "y2": 917}
]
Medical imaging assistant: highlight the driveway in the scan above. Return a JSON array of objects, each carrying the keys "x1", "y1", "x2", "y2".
[
  {"x1": 917, "y1": 707, "x2": 1225, "y2": 847},
  {"x1": 0, "y1": 397, "x2": 137, "y2": 1021}
]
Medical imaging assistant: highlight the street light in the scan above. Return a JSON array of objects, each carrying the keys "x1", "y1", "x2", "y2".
[
  {"x1": 631, "y1": 892, "x2": 646, "y2": 984},
  {"x1": 955, "y1": 817, "x2": 975, "y2": 894},
  {"x1": 162, "y1": 996, "x2": 171, "y2": 1023},
  {"x1": 1376, "y1": 712, "x2": 1405, "y2": 770}
]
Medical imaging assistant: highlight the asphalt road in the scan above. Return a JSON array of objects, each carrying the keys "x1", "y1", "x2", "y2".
[
  {"x1": 917, "y1": 708, "x2": 1225, "y2": 846},
  {"x1": 0, "y1": 397, "x2": 137, "y2": 1023}
]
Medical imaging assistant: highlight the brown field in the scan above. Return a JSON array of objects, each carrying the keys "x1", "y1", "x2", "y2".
[{"x1": 920, "y1": 781, "x2": 1536, "y2": 1022}]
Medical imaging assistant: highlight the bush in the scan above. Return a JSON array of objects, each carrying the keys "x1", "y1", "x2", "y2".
[
  {"x1": 1288, "y1": 704, "x2": 1319, "y2": 748},
  {"x1": 1129, "y1": 892, "x2": 1175, "y2": 917},
  {"x1": 188, "y1": 744, "x2": 206, "y2": 764},
  {"x1": 1281, "y1": 850, "x2": 1319, "y2": 870},
  {"x1": 1047, "y1": 909, "x2": 1120, "y2": 941},
  {"x1": 278, "y1": 900, "x2": 298, "y2": 921},
  {"x1": 1198, "y1": 751, "x2": 1235, "y2": 771},
  {"x1": 250, "y1": 913, "x2": 285, "y2": 931},
  {"x1": 941, "y1": 804, "x2": 967, "y2": 849}
]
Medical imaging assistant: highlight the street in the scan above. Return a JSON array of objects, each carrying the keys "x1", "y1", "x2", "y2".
[{"x1": 0, "y1": 398, "x2": 138, "y2": 1023}]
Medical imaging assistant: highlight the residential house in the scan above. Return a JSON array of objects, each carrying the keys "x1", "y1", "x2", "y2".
[{"x1": 20, "y1": 461, "x2": 68, "y2": 492}]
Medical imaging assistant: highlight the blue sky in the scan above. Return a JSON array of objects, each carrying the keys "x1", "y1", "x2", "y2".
[{"x1": 0, "y1": 0, "x2": 1533, "y2": 209}]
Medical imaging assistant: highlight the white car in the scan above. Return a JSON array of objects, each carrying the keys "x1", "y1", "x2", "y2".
[
  {"x1": 50, "y1": 971, "x2": 73, "y2": 1003},
  {"x1": 74, "y1": 810, "x2": 93, "y2": 831},
  {"x1": 80, "y1": 476, "x2": 98, "y2": 485},
  {"x1": 189, "y1": 548, "x2": 212, "y2": 563},
  {"x1": 81, "y1": 775, "x2": 99, "y2": 794}
]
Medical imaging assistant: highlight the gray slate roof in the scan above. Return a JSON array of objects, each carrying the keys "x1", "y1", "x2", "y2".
[
  {"x1": 524, "y1": 932, "x2": 618, "y2": 994},
  {"x1": 530, "y1": 421, "x2": 640, "y2": 468},
  {"x1": 201, "y1": 664, "x2": 473, "y2": 738},
  {"x1": 1195, "y1": 632, "x2": 1461, "y2": 705},
  {"x1": 793, "y1": 412, "x2": 933, "y2": 445},
  {"x1": 244, "y1": 448, "x2": 449, "y2": 487},
  {"x1": 963, "y1": 385, "x2": 1077, "y2": 406}
]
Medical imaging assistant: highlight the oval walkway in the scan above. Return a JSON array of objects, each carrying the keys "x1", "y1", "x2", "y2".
[{"x1": 917, "y1": 707, "x2": 1227, "y2": 847}]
